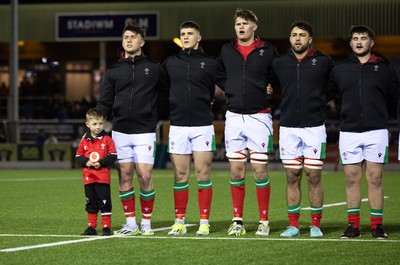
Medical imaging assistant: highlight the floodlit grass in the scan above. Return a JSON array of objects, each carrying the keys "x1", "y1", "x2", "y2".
[{"x1": 0, "y1": 169, "x2": 399, "y2": 264}]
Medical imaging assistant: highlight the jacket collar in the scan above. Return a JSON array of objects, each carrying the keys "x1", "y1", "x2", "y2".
[{"x1": 85, "y1": 129, "x2": 107, "y2": 142}]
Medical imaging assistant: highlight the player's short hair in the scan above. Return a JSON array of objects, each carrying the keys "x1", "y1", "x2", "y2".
[
  {"x1": 86, "y1": 108, "x2": 104, "y2": 121},
  {"x1": 122, "y1": 23, "x2": 146, "y2": 39},
  {"x1": 290, "y1": 20, "x2": 314, "y2": 37},
  {"x1": 349, "y1": 25, "x2": 375, "y2": 40},
  {"x1": 234, "y1": 8, "x2": 258, "y2": 24},
  {"x1": 180, "y1": 21, "x2": 201, "y2": 34}
]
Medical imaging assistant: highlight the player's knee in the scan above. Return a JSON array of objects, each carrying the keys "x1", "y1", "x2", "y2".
[
  {"x1": 226, "y1": 150, "x2": 248, "y2": 162},
  {"x1": 304, "y1": 158, "x2": 323, "y2": 170},
  {"x1": 250, "y1": 151, "x2": 269, "y2": 164},
  {"x1": 282, "y1": 158, "x2": 303, "y2": 169}
]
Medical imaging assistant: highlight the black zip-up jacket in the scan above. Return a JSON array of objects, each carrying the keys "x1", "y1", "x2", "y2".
[
  {"x1": 272, "y1": 49, "x2": 334, "y2": 127},
  {"x1": 163, "y1": 49, "x2": 225, "y2": 126},
  {"x1": 328, "y1": 53, "x2": 399, "y2": 132},
  {"x1": 219, "y1": 37, "x2": 278, "y2": 114},
  {"x1": 96, "y1": 49, "x2": 169, "y2": 134}
]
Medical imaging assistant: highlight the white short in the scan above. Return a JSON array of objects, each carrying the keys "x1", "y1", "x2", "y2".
[
  {"x1": 279, "y1": 125, "x2": 327, "y2": 160},
  {"x1": 168, "y1": 125, "x2": 216, "y2": 154},
  {"x1": 111, "y1": 131, "x2": 156, "y2": 164},
  {"x1": 224, "y1": 110, "x2": 273, "y2": 153},
  {"x1": 339, "y1": 129, "x2": 389, "y2": 164}
]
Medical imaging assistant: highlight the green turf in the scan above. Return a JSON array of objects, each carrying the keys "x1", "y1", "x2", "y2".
[{"x1": 0, "y1": 169, "x2": 399, "y2": 264}]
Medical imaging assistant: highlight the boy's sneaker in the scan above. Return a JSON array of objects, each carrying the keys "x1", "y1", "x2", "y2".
[
  {"x1": 81, "y1": 226, "x2": 97, "y2": 236},
  {"x1": 310, "y1": 226, "x2": 323, "y2": 237},
  {"x1": 113, "y1": 224, "x2": 140, "y2": 236},
  {"x1": 141, "y1": 224, "x2": 155, "y2": 236},
  {"x1": 280, "y1": 226, "x2": 300, "y2": 237},
  {"x1": 339, "y1": 223, "x2": 361, "y2": 239},
  {"x1": 102, "y1": 228, "x2": 111, "y2": 236},
  {"x1": 196, "y1": 224, "x2": 210, "y2": 236},
  {"x1": 371, "y1": 224, "x2": 388, "y2": 239},
  {"x1": 168, "y1": 222, "x2": 187, "y2": 236},
  {"x1": 255, "y1": 221, "x2": 270, "y2": 236},
  {"x1": 227, "y1": 222, "x2": 246, "y2": 236}
]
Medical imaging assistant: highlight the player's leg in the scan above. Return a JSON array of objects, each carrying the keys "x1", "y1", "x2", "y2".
[
  {"x1": 112, "y1": 131, "x2": 139, "y2": 235},
  {"x1": 247, "y1": 112, "x2": 273, "y2": 236},
  {"x1": 134, "y1": 132, "x2": 157, "y2": 235},
  {"x1": 304, "y1": 164, "x2": 324, "y2": 237},
  {"x1": 191, "y1": 125, "x2": 215, "y2": 236},
  {"x1": 340, "y1": 163, "x2": 363, "y2": 238},
  {"x1": 365, "y1": 161, "x2": 387, "y2": 238},
  {"x1": 279, "y1": 126, "x2": 302, "y2": 237},
  {"x1": 81, "y1": 183, "x2": 98, "y2": 236},
  {"x1": 193, "y1": 150, "x2": 213, "y2": 236},
  {"x1": 114, "y1": 162, "x2": 139, "y2": 235},
  {"x1": 364, "y1": 129, "x2": 388, "y2": 239},
  {"x1": 225, "y1": 111, "x2": 247, "y2": 236},
  {"x1": 168, "y1": 153, "x2": 191, "y2": 235},
  {"x1": 339, "y1": 131, "x2": 363, "y2": 238},
  {"x1": 96, "y1": 183, "x2": 112, "y2": 236},
  {"x1": 302, "y1": 125, "x2": 326, "y2": 237},
  {"x1": 167, "y1": 125, "x2": 193, "y2": 235}
]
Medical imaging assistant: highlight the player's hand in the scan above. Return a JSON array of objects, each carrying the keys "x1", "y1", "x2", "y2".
[{"x1": 266, "y1": 84, "x2": 273, "y2": 94}]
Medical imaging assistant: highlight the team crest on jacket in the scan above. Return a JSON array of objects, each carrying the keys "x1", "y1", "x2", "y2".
[
  {"x1": 374, "y1": 65, "x2": 379, "y2": 72},
  {"x1": 148, "y1": 145, "x2": 152, "y2": 151},
  {"x1": 144, "y1": 68, "x2": 149, "y2": 75},
  {"x1": 312, "y1": 58, "x2": 317, "y2": 65},
  {"x1": 205, "y1": 141, "x2": 209, "y2": 146},
  {"x1": 200, "y1": 62, "x2": 205, "y2": 69},
  {"x1": 259, "y1": 49, "x2": 264, "y2": 56}
]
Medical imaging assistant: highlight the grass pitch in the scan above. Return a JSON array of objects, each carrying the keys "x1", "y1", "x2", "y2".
[{"x1": 0, "y1": 168, "x2": 399, "y2": 264}]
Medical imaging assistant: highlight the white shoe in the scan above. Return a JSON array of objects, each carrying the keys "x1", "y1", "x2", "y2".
[
  {"x1": 141, "y1": 224, "x2": 154, "y2": 236},
  {"x1": 196, "y1": 224, "x2": 210, "y2": 236},
  {"x1": 255, "y1": 221, "x2": 270, "y2": 236},
  {"x1": 227, "y1": 222, "x2": 246, "y2": 236},
  {"x1": 113, "y1": 224, "x2": 140, "y2": 236},
  {"x1": 168, "y1": 222, "x2": 187, "y2": 236}
]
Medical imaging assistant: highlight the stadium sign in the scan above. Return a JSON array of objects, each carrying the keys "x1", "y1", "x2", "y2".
[{"x1": 56, "y1": 12, "x2": 159, "y2": 41}]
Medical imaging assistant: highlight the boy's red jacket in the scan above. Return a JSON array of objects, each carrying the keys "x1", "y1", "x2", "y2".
[{"x1": 75, "y1": 130, "x2": 117, "y2": 185}]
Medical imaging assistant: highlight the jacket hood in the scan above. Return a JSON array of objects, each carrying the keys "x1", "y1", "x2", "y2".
[
  {"x1": 349, "y1": 52, "x2": 388, "y2": 64},
  {"x1": 287, "y1": 48, "x2": 321, "y2": 59},
  {"x1": 116, "y1": 47, "x2": 146, "y2": 61},
  {"x1": 231, "y1": 36, "x2": 268, "y2": 49}
]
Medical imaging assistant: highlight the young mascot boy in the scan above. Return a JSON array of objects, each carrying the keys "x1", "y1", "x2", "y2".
[{"x1": 76, "y1": 108, "x2": 117, "y2": 236}]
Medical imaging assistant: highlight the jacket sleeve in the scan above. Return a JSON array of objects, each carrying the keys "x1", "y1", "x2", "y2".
[
  {"x1": 323, "y1": 56, "x2": 335, "y2": 100},
  {"x1": 75, "y1": 140, "x2": 89, "y2": 167},
  {"x1": 157, "y1": 63, "x2": 170, "y2": 97},
  {"x1": 215, "y1": 60, "x2": 226, "y2": 90},
  {"x1": 75, "y1": 155, "x2": 90, "y2": 168},
  {"x1": 387, "y1": 68, "x2": 400, "y2": 120},
  {"x1": 98, "y1": 154, "x2": 117, "y2": 167},
  {"x1": 96, "y1": 69, "x2": 115, "y2": 119},
  {"x1": 267, "y1": 46, "x2": 280, "y2": 88},
  {"x1": 326, "y1": 68, "x2": 339, "y2": 103},
  {"x1": 98, "y1": 136, "x2": 117, "y2": 168}
]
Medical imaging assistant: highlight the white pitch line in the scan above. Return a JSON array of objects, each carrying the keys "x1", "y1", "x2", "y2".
[
  {"x1": 0, "y1": 236, "x2": 111, "y2": 253},
  {"x1": 0, "y1": 224, "x2": 197, "y2": 253},
  {"x1": 1, "y1": 234, "x2": 399, "y2": 247},
  {"x1": 301, "y1": 196, "x2": 389, "y2": 210}
]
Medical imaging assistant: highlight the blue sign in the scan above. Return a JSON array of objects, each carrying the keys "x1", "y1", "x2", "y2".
[{"x1": 56, "y1": 12, "x2": 159, "y2": 41}]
